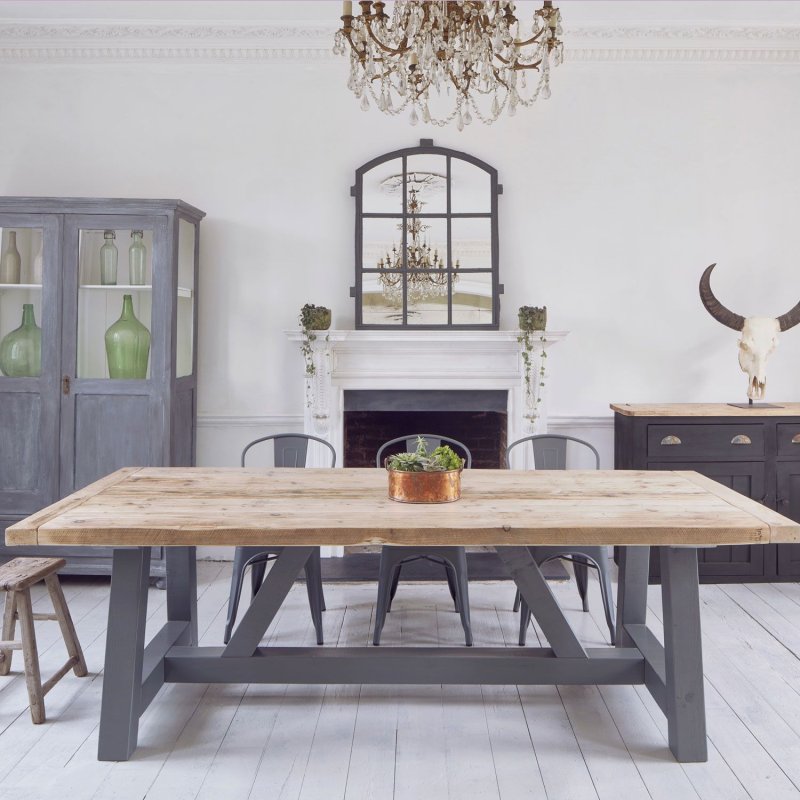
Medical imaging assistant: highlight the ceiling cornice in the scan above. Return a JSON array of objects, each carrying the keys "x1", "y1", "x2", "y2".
[{"x1": 1, "y1": 20, "x2": 800, "y2": 63}]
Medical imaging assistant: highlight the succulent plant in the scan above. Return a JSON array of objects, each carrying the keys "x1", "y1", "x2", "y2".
[{"x1": 387, "y1": 436, "x2": 464, "y2": 472}]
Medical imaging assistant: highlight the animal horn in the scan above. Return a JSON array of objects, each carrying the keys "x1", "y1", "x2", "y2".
[
  {"x1": 777, "y1": 300, "x2": 800, "y2": 332},
  {"x1": 699, "y1": 263, "x2": 745, "y2": 332}
]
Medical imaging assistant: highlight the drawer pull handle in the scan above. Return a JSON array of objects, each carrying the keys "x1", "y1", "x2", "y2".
[
  {"x1": 731, "y1": 434, "x2": 752, "y2": 445},
  {"x1": 660, "y1": 435, "x2": 682, "y2": 446},
  {"x1": 792, "y1": 434, "x2": 800, "y2": 444}
]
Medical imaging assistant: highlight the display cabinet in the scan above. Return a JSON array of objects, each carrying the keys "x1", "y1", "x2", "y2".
[{"x1": 0, "y1": 198, "x2": 204, "y2": 580}]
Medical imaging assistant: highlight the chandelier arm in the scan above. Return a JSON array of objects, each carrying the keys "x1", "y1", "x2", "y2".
[{"x1": 362, "y1": 16, "x2": 411, "y2": 57}]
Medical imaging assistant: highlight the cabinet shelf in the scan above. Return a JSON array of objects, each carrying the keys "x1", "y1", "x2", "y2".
[
  {"x1": 79, "y1": 284, "x2": 193, "y2": 298},
  {"x1": 0, "y1": 283, "x2": 42, "y2": 290}
]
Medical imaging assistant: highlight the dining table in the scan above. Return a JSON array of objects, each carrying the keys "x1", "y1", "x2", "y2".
[{"x1": 6, "y1": 466, "x2": 799, "y2": 764}]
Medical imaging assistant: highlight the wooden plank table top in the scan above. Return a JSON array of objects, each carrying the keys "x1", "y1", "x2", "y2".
[
  {"x1": 6, "y1": 467, "x2": 800, "y2": 548},
  {"x1": 611, "y1": 402, "x2": 800, "y2": 417}
]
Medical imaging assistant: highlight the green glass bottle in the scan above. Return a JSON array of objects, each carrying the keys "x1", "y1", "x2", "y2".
[
  {"x1": 104, "y1": 294, "x2": 150, "y2": 379},
  {"x1": 0, "y1": 304, "x2": 42, "y2": 377}
]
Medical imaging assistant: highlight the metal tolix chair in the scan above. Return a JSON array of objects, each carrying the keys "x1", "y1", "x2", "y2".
[
  {"x1": 223, "y1": 433, "x2": 335, "y2": 646},
  {"x1": 373, "y1": 434, "x2": 473, "y2": 646},
  {"x1": 507, "y1": 434, "x2": 616, "y2": 646}
]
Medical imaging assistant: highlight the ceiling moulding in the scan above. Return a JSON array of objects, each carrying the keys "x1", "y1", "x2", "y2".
[{"x1": 1, "y1": 21, "x2": 800, "y2": 63}]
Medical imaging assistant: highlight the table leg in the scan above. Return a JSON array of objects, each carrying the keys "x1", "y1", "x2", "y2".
[
  {"x1": 98, "y1": 547, "x2": 151, "y2": 762},
  {"x1": 661, "y1": 547, "x2": 707, "y2": 763},
  {"x1": 615, "y1": 546, "x2": 650, "y2": 648},
  {"x1": 166, "y1": 547, "x2": 197, "y2": 646}
]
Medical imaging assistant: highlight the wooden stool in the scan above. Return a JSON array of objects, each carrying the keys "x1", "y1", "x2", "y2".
[{"x1": 0, "y1": 557, "x2": 88, "y2": 723}]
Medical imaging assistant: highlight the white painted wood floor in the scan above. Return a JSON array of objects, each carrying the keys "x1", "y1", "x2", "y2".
[{"x1": 2, "y1": 561, "x2": 800, "y2": 800}]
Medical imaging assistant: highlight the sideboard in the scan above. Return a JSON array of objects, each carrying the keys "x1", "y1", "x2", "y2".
[{"x1": 613, "y1": 402, "x2": 800, "y2": 582}]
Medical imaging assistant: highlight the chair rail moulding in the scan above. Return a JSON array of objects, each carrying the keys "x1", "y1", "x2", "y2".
[{"x1": 284, "y1": 328, "x2": 568, "y2": 472}]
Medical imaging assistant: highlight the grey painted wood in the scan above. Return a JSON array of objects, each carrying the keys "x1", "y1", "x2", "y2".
[{"x1": 0, "y1": 198, "x2": 204, "y2": 579}]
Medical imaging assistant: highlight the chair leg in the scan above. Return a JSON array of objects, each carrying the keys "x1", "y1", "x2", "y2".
[
  {"x1": 451, "y1": 549, "x2": 472, "y2": 646},
  {"x1": 445, "y1": 564, "x2": 458, "y2": 609},
  {"x1": 387, "y1": 564, "x2": 402, "y2": 613},
  {"x1": 573, "y1": 557, "x2": 590, "y2": 612},
  {"x1": 512, "y1": 588, "x2": 521, "y2": 613},
  {"x1": 0, "y1": 590, "x2": 17, "y2": 676},
  {"x1": 16, "y1": 589, "x2": 45, "y2": 724},
  {"x1": 595, "y1": 554, "x2": 617, "y2": 645},
  {"x1": 224, "y1": 548, "x2": 253, "y2": 644},
  {"x1": 44, "y1": 575, "x2": 88, "y2": 677},
  {"x1": 250, "y1": 559, "x2": 268, "y2": 599},
  {"x1": 374, "y1": 550, "x2": 403, "y2": 645},
  {"x1": 519, "y1": 598, "x2": 530, "y2": 646},
  {"x1": 303, "y1": 552, "x2": 325, "y2": 645}
]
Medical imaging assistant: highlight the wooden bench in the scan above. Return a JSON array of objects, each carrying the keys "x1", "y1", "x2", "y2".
[{"x1": 0, "y1": 557, "x2": 88, "y2": 723}]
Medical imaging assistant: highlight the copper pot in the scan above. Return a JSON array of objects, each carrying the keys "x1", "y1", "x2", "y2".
[{"x1": 386, "y1": 465, "x2": 463, "y2": 503}]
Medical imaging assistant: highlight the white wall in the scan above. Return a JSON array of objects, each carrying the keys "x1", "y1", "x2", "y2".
[{"x1": 2, "y1": 1, "x2": 800, "y2": 475}]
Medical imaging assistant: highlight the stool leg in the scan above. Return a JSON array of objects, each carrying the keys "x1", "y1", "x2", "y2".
[
  {"x1": 0, "y1": 590, "x2": 17, "y2": 676},
  {"x1": 44, "y1": 574, "x2": 88, "y2": 677},
  {"x1": 16, "y1": 590, "x2": 45, "y2": 724}
]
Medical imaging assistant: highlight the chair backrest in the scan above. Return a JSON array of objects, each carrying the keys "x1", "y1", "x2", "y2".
[
  {"x1": 505, "y1": 434, "x2": 599, "y2": 470},
  {"x1": 376, "y1": 434, "x2": 473, "y2": 468},
  {"x1": 241, "y1": 433, "x2": 336, "y2": 468}
]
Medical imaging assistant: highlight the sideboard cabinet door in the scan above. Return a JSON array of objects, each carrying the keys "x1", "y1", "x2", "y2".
[
  {"x1": 777, "y1": 462, "x2": 800, "y2": 577},
  {"x1": 650, "y1": 461, "x2": 767, "y2": 579}
]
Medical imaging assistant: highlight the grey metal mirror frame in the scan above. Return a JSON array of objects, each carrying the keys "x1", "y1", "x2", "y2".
[{"x1": 351, "y1": 138, "x2": 503, "y2": 329}]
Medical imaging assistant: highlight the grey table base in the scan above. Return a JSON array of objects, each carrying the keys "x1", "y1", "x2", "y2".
[{"x1": 97, "y1": 544, "x2": 707, "y2": 764}]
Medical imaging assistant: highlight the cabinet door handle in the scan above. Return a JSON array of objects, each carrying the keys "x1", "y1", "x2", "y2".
[
  {"x1": 792, "y1": 434, "x2": 800, "y2": 444},
  {"x1": 62, "y1": 375, "x2": 71, "y2": 395},
  {"x1": 660, "y1": 435, "x2": 681, "y2": 446},
  {"x1": 731, "y1": 434, "x2": 752, "y2": 445}
]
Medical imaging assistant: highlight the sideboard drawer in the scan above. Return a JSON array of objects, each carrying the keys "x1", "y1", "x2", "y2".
[
  {"x1": 647, "y1": 424, "x2": 765, "y2": 459},
  {"x1": 777, "y1": 424, "x2": 800, "y2": 455}
]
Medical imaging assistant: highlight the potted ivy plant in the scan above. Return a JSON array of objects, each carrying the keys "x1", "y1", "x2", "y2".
[
  {"x1": 299, "y1": 303, "x2": 331, "y2": 379},
  {"x1": 385, "y1": 436, "x2": 465, "y2": 503},
  {"x1": 517, "y1": 305, "x2": 548, "y2": 424}
]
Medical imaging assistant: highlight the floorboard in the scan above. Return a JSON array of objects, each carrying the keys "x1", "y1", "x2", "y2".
[{"x1": 1, "y1": 560, "x2": 800, "y2": 799}]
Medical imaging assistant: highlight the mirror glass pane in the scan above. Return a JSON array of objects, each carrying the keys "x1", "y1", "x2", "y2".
[
  {"x1": 361, "y1": 273, "x2": 403, "y2": 325},
  {"x1": 77, "y1": 228, "x2": 153, "y2": 379},
  {"x1": 362, "y1": 157, "x2": 403, "y2": 214},
  {"x1": 363, "y1": 217, "x2": 403, "y2": 272},
  {"x1": 408, "y1": 280, "x2": 449, "y2": 325},
  {"x1": 451, "y1": 158, "x2": 491, "y2": 213},
  {"x1": 452, "y1": 271, "x2": 493, "y2": 325},
  {"x1": 405, "y1": 154, "x2": 448, "y2": 214},
  {"x1": 452, "y1": 217, "x2": 492, "y2": 271},
  {"x1": 0, "y1": 227, "x2": 44, "y2": 377},
  {"x1": 177, "y1": 220, "x2": 195, "y2": 378}
]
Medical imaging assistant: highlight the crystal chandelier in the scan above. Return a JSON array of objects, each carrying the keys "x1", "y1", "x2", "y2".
[
  {"x1": 333, "y1": 1, "x2": 564, "y2": 129},
  {"x1": 377, "y1": 188, "x2": 459, "y2": 305}
]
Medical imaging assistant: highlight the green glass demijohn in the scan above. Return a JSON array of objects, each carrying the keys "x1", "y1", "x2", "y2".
[
  {"x1": 0, "y1": 303, "x2": 42, "y2": 377},
  {"x1": 104, "y1": 294, "x2": 150, "y2": 379}
]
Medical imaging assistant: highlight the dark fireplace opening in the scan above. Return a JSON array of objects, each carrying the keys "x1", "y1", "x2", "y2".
[{"x1": 343, "y1": 390, "x2": 507, "y2": 469}]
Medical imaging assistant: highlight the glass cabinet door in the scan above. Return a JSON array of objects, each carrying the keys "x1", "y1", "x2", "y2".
[
  {"x1": 0, "y1": 214, "x2": 61, "y2": 512},
  {"x1": 75, "y1": 225, "x2": 155, "y2": 380}
]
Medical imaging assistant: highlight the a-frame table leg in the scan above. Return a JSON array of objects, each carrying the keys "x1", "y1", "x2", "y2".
[{"x1": 98, "y1": 547, "x2": 151, "y2": 761}]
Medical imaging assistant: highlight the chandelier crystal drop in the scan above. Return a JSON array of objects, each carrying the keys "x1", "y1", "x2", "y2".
[
  {"x1": 333, "y1": 1, "x2": 564, "y2": 128},
  {"x1": 377, "y1": 188, "x2": 458, "y2": 305}
]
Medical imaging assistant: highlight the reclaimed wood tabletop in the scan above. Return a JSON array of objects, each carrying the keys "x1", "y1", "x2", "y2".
[{"x1": 6, "y1": 467, "x2": 799, "y2": 548}]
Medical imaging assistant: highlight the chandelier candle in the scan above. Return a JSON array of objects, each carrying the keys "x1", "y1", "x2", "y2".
[{"x1": 335, "y1": 0, "x2": 563, "y2": 128}]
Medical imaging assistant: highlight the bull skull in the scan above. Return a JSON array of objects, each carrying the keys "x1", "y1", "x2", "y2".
[{"x1": 699, "y1": 264, "x2": 800, "y2": 400}]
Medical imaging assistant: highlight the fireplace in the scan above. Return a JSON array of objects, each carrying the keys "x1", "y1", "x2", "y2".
[{"x1": 343, "y1": 390, "x2": 507, "y2": 468}]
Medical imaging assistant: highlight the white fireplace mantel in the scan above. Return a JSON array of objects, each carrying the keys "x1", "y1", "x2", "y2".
[{"x1": 285, "y1": 329, "x2": 568, "y2": 471}]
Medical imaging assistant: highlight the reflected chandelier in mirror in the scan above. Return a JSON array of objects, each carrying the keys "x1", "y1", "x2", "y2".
[{"x1": 352, "y1": 139, "x2": 501, "y2": 329}]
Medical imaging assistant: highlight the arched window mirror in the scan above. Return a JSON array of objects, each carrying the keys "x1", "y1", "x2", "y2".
[{"x1": 351, "y1": 139, "x2": 502, "y2": 329}]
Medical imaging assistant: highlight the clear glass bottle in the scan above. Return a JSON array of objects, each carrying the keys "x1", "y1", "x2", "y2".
[
  {"x1": 0, "y1": 231, "x2": 22, "y2": 284},
  {"x1": 128, "y1": 230, "x2": 146, "y2": 285},
  {"x1": 100, "y1": 230, "x2": 118, "y2": 286}
]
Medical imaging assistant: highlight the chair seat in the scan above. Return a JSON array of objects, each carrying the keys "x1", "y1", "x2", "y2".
[{"x1": 0, "y1": 558, "x2": 66, "y2": 592}]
